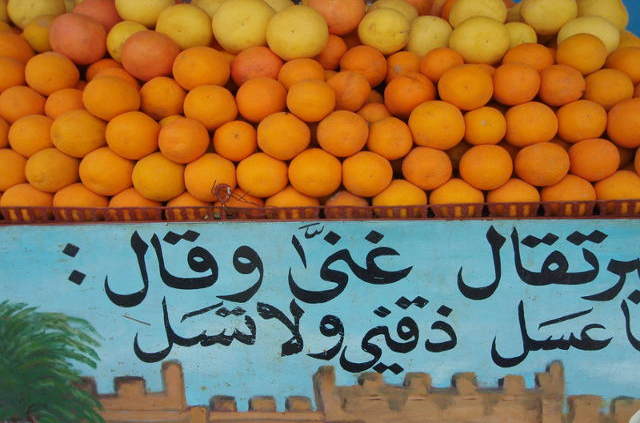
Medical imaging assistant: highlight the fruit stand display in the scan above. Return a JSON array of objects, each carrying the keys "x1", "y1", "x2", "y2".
[{"x1": 2, "y1": 1, "x2": 640, "y2": 423}]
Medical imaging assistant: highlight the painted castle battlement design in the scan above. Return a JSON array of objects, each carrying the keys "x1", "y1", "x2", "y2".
[{"x1": 82, "y1": 361, "x2": 640, "y2": 423}]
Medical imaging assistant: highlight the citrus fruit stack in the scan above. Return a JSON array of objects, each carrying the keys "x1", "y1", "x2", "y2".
[{"x1": 0, "y1": 0, "x2": 639, "y2": 220}]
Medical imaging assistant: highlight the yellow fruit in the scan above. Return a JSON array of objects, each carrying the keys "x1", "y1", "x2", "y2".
[
  {"x1": 0, "y1": 148, "x2": 26, "y2": 191},
  {"x1": 184, "y1": 153, "x2": 237, "y2": 202},
  {"x1": 558, "y1": 16, "x2": 620, "y2": 53},
  {"x1": 520, "y1": 0, "x2": 577, "y2": 36},
  {"x1": 191, "y1": 0, "x2": 224, "y2": 18},
  {"x1": 369, "y1": 0, "x2": 418, "y2": 22},
  {"x1": 507, "y1": 2, "x2": 522, "y2": 22},
  {"x1": 79, "y1": 147, "x2": 133, "y2": 196},
  {"x1": 51, "y1": 110, "x2": 106, "y2": 158},
  {"x1": 107, "y1": 20, "x2": 147, "y2": 62},
  {"x1": 505, "y1": 22, "x2": 537, "y2": 48},
  {"x1": 22, "y1": 15, "x2": 55, "y2": 52},
  {"x1": 25, "y1": 147, "x2": 78, "y2": 192},
  {"x1": 7, "y1": 0, "x2": 65, "y2": 29},
  {"x1": 266, "y1": 5, "x2": 328, "y2": 60},
  {"x1": 156, "y1": 4, "x2": 212, "y2": 49},
  {"x1": 577, "y1": 0, "x2": 628, "y2": 30},
  {"x1": 264, "y1": 0, "x2": 293, "y2": 11},
  {"x1": 132, "y1": 152, "x2": 184, "y2": 201},
  {"x1": 407, "y1": 16, "x2": 452, "y2": 56},
  {"x1": 358, "y1": 8, "x2": 410, "y2": 55},
  {"x1": 448, "y1": 0, "x2": 507, "y2": 27},
  {"x1": 212, "y1": 0, "x2": 274, "y2": 54},
  {"x1": 449, "y1": 16, "x2": 510, "y2": 64},
  {"x1": 115, "y1": 0, "x2": 175, "y2": 28}
]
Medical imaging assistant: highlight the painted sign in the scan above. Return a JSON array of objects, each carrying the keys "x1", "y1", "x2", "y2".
[{"x1": 1, "y1": 220, "x2": 640, "y2": 409}]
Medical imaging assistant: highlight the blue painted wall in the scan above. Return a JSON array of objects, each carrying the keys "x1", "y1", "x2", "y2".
[
  {"x1": 2, "y1": 220, "x2": 640, "y2": 409},
  {"x1": 627, "y1": 0, "x2": 639, "y2": 34}
]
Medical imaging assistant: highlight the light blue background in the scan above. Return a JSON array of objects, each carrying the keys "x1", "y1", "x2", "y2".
[{"x1": 1, "y1": 220, "x2": 640, "y2": 409}]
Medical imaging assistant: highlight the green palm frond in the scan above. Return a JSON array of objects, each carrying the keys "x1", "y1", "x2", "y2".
[{"x1": 0, "y1": 300, "x2": 104, "y2": 423}]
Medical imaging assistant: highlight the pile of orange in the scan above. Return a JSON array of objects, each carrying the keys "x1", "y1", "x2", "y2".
[{"x1": 1, "y1": 0, "x2": 640, "y2": 220}]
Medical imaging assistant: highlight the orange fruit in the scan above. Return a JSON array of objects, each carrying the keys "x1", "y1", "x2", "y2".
[
  {"x1": 288, "y1": 148, "x2": 342, "y2": 197},
  {"x1": 213, "y1": 120, "x2": 257, "y2": 162},
  {"x1": 278, "y1": 58, "x2": 325, "y2": 89},
  {"x1": 595, "y1": 170, "x2": 640, "y2": 214},
  {"x1": 367, "y1": 117, "x2": 413, "y2": 160},
  {"x1": 408, "y1": 100, "x2": 465, "y2": 150},
  {"x1": 636, "y1": 83, "x2": 640, "y2": 98},
  {"x1": 49, "y1": 13, "x2": 106, "y2": 65},
  {"x1": 584, "y1": 69, "x2": 634, "y2": 111},
  {"x1": 419, "y1": 47, "x2": 464, "y2": 82},
  {"x1": 342, "y1": 151, "x2": 393, "y2": 197},
  {"x1": 505, "y1": 102, "x2": 558, "y2": 147},
  {"x1": 438, "y1": 64, "x2": 493, "y2": 111},
  {"x1": 367, "y1": 89, "x2": 384, "y2": 104},
  {"x1": 401, "y1": 146, "x2": 452, "y2": 190},
  {"x1": 121, "y1": 30, "x2": 181, "y2": 81},
  {"x1": 139, "y1": 77, "x2": 186, "y2": 120},
  {"x1": 132, "y1": 152, "x2": 184, "y2": 202},
  {"x1": 340, "y1": 45, "x2": 387, "y2": 87},
  {"x1": 358, "y1": 103, "x2": 391, "y2": 123},
  {"x1": 324, "y1": 69, "x2": 337, "y2": 80},
  {"x1": 542, "y1": 174, "x2": 596, "y2": 217},
  {"x1": 0, "y1": 118, "x2": 8, "y2": 149},
  {"x1": 158, "y1": 117, "x2": 209, "y2": 164},
  {"x1": 25, "y1": 52, "x2": 79, "y2": 95},
  {"x1": 325, "y1": 190, "x2": 370, "y2": 218},
  {"x1": 165, "y1": 192, "x2": 211, "y2": 221},
  {"x1": 184, "y1": 153, "x2": 237, "y2": 202},
  {"x1": 25, "y1": 148, "x2": 78, "y2": 193},
  {"x1": 173, "y1": 46, "x2": 230, "y2": 90},
  {"x1": 44, "y1": 88, "x2": 84, "y2": 119},
  {"x1": 306, "y1": 0, "x2": 366, "y2": 36},
  {"x1": 556, "y1": 34, "x2": 607, "y2": 75},
  {"x1": 287, "y1": 79, "x2": 336, "y2": 123},
  {"x1": 0, "y1": 183, "x2": 52, "y2": 222},
  {"x1": 539, "y1": 65, "x2": 586, "y2": 107},
  {"x1": 464, "y1": 106, "x2": 506, "y2": 145},
  {"x1": 83, "y1": 76, "x2": 140, "y2": 121},
  {"x1": 107, "y1": 188, "x2": 161, "y2": 221},
  {"x1": 184, "y1": 85, "x2": 237, "y2": 130},
  {"x1": 0, "y1": 86, "x2": 45, "y2": 123},
  {"x1": 386, "y1": 51, "x2": 421, "y2": 82},
  {"x1": 51, "y1": 110, "x2": 106, "y2": 158},
  {"x1": 316, "y1": 34, "x2": 347, "y2": 70},
  {"x1": 0, "y1": 148, "x2": 26, "y2": 191},
  {"x1": 606, "y1": 47, "x2": 640, "y2": 85},
  {"x1": 493, "y1": 63, "x2": 540, "y2": 106},
  {"x1": 429, "y1": 178, "x2": 484, "y2": 218},
  {"x1": 93, "y1": 67, "x2": 139, "y2": 89},
  {"x1": 459, "y1": 145, "x2": 513, "y2": 190},
  {"x1": 8, "y1": 114, "x2": 53, "y2": 157},
  {"x1": 502, "y1": 43, "x2": 554, "y2": 72},
  {"x1": 0, "y1": 31, "x2": 34, "y2": 63},
  {"x1": 230, "y1": 46, "x2": 284, "y2": 86},
  {"x1": 446, "y1": 141, "x2": 471, "y2": 170},
  {"x1": 620, "y1": 146, "x2": 635, "y2": 168},
  {"x1": 86, "y1": 58, "x2": 121, "y2": 81},
  {"x1": 237, "y1": 152, "x2": 289, "y2": 198},
  {"x1": 106, "y1": 111, "x2": 159, "y2": 160},
  {"x1": 556, "y1": 100, "x2": 607, "y2": 143},
  {"x1": 373, "y1": 179, "x2": 427, "y2": 217},
  {"x1": 317, "y1": 110, "x2": 368, "y2": 157},
  {"x1": 327, "y1": 70, "x2": 371, "y2": 112},
  {"x1": 0, "y1": 57, "x2": 25, "y2": 92},
  {"x1": 236, "y1": 77, "x2": 287, "y2": 123},
  {"x1": 515, "y1": 142, "x2": 570, "y2": 187},
  {"x1": 487, "y1": 178, "x2": 540, "y2": 217},
  {"x1": 258, "y1": 112, "x2": 310, "y2": 160},
  {"x1": 384, "y1": 72, "x2": 436, "y2": 119},
  {"x1": 607, "y1": 98, "x2": 640, "y2": 148},
  {"x1": 79, "y1": 147, "x2": 133, "y2": 196},
  {"x1": 569, "y1": 138, "x2": 620, "y2": 182},
  {"x1": 266, "y1": 185, "x2": 320, "y2": 219},
  {"x1": 53, "y1": 183, "x2": 109, "y2": 221}
]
